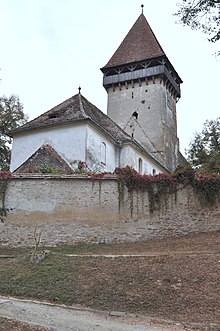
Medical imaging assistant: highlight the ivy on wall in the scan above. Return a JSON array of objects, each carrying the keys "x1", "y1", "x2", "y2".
[
  {"x1": 115, "y1": 166, "x2": 220, "y2": 215},
  {"x1": 173, "y1": 165, "x2": 220, "y2": 205},
  {"x1": 1, "y1": 166, "x2": 219, "y2": 222},
  {"x1": 115, "y1": 166, "x2": 177, "y2": 215}
]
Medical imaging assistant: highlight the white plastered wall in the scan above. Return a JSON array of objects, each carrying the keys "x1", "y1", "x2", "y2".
[
  {"x1": 86, "y1": 125, "x2": 117, "y2": 172},
  {"x1": 10, "y1": 124, "x2": 87, "y2": 172},
  {"x1": 120, "y1": 145, "x2": 164, "y2": 175},
  {"x1": 10, "y1": 122, "x2": 165, "y2": 175}
]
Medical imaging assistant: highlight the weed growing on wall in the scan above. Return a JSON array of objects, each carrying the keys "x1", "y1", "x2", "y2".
[
  {"x1": 0, "y1": 171, "x2": 11, "y2": 222},
  {"x1": 31, "y1": 164, "x2": 73, "y2": 174}
]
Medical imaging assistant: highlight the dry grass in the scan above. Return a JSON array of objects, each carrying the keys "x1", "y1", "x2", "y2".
[
  {"x1": 0, "y1": 232, "x2": 219, "y2": 329},
  {"x1": 0, "y1": 317, "x2": 53, "y2": 331}
]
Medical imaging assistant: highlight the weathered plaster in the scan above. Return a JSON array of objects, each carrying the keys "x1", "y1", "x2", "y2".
[
  {"x1": 1, "y1": 176, "x2": 219, "y2": 247},
  {"x1": 86, "y1": 126, "x2": 116, "y2": 172}
]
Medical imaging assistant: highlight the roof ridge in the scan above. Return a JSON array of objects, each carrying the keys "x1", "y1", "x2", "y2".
[{"x1": 78, "y1": 92, "x2": 88, "y2": 117}]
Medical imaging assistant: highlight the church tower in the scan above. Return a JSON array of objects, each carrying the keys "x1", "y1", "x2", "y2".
[{"x1": 101, "y1": 8, "x2": 182, "y2": 172}]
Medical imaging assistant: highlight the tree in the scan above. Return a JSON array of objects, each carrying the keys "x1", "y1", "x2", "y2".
[
  {"x1": 0, "y1": 95, "x2": 28, "y2": 171},
  {"x1": 186, "y1": 117, "x2": 220, "y2": 173},
  {"x1": 175, "y1": 0, "x2": 220, "y2": 54}
]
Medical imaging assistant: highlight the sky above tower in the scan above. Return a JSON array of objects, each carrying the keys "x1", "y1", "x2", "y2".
[{"x1": 0, "y1": 0, "x2": 219, "y2": 156}]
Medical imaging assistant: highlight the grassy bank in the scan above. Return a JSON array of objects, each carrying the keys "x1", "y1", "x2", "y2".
[{"x1": 0, "y1": 232, "x2": 219, "y2": 326}]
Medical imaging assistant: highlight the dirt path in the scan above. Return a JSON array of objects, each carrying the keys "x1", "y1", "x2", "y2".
[{"x1": 0, "y1": 296, "x2": 188, "y2": 331}]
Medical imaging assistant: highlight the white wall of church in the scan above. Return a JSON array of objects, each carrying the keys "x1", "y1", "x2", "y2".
[
  {"x1": 86, "y1": 126, "x2": 116, "y2": 172},
  {"x1": 120, "y1": 145, "x2": 164, "y2": 175},
  {"x1": 10, "y1": 122, "x2": 165, "y2": 175},
  {"x1": 10, "y1": 124, "x2": 87, "y2": 172}
]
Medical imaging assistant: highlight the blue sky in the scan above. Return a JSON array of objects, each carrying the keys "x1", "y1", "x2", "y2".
[{"x1": 0, "y1": 0, "x2": 219, "y2": 155}]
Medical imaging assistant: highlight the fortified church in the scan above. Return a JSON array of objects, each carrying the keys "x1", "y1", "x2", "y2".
[{"x1": 10, "y1": 7, "x2": 185, "y2": 175}]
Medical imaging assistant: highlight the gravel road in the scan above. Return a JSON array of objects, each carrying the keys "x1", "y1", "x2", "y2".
[{"x1": 0, "y1": 296, "x2": 186, "y2": 331}]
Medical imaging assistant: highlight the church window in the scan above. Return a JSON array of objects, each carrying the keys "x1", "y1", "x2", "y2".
[
  {"x1": 152, "y1": 168, "x2": 156, "y2": 175},
  {"x1": 101, "y1": 142, "x2": 106, "y2": 165},
  {"x1": 132, "y1": 92, "x2": 134, "y2": 99},
  {"x1": 138, "y1": 158, "x2": 143, "y2": 174}
]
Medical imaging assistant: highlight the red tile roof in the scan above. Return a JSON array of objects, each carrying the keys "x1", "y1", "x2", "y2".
[{"x1": 102, "y1": 13, "x2": 165, "y2": 69}]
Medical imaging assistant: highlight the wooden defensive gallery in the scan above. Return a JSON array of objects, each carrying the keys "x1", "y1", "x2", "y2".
[{"x1": 10, "y1": 8, "x2": 184, "y2": 175}]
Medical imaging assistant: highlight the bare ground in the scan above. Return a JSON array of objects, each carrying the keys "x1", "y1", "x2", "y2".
[{"x1": 0, "y1": 317, "x2": 52, "y2": 331}]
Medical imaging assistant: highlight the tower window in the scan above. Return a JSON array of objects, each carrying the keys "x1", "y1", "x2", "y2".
[
  {"x1": 132, "y1": 92, "x2": 134, "y2": 99},
  {"x1": 132, "y1": 111, "x2": 138, "y2": 120}
]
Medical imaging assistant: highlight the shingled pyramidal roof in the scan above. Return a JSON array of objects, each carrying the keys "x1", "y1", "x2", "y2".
[
  {"x1": 103, "y1": 13, "x2": 165, "y2": 69},
  {"x1": 101, "y1": 11, "x2": 182, "y2": 98},
  {"x1": 11, "y1": 92, "x2": 131, "y2": 144}
]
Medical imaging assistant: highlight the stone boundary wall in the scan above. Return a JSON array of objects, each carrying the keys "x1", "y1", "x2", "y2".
[{"x1": 1, "y1": 174, "x2": 220, "y2": 247}]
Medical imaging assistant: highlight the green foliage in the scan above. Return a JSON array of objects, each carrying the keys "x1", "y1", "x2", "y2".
[
  {"x1": 173, "y1": 165, "x2": 220, "y2": 204},
  {"x1": 0, "y1": 95, "x2": 28, "y2": 170},
  {"x1": 194, "y1": 172, "x2": 220, "y2": 204},
  {"x1": 38, "y1": 164, "x2": 54, "y2": 173},
  {"x1": 172, "y1": 164, "x2": 196, "y2": 185},
  {"x1": 186, "y1": 117, "x2": 220, "y2": 173},
  {"x1": 32, "y1": 165, "x2": 72, "y2": 174},
  {"x1": 175, "y1": 0, "x2": 220, "y2": 54}
]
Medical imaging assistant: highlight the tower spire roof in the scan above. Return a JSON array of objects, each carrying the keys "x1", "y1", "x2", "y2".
[{"x1": 102, "y1": 13, "x2": 165, "y2": 69}]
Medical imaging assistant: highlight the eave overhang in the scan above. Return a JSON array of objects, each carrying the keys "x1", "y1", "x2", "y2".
[{"x1": 101, "y1": 56, "x2": 182, "y2": 98}]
